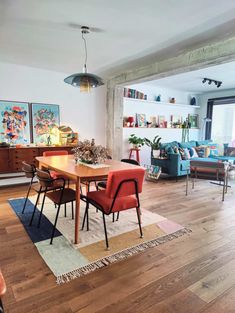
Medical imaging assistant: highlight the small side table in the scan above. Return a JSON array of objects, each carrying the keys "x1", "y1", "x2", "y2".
[{"x1": 129, "y1": 148, "x2": 140, "y2": 164}]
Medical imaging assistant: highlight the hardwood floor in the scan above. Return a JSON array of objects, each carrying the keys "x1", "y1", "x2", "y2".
[{"x1": 1, "y1": 177, "x2": 235, "y2": 313}]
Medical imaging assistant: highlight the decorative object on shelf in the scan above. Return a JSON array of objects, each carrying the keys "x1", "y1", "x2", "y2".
[
  {"x1": 181, "y1": 118, "x2": 190, "y2": 142},
  {"x1": 0, "y1": 100, "x2": 31, "y2": 145},
  {"x1": 150, "y1": 116, "x2": 157, "y2": 128},
  {"x1": 155, "y1": 94, "x2": 161, "y2": 102},
  {"x1": 32, "y1": 103, "x2": 60, "y2": 144},
  {"x1": 146, "y1": 121, "x2": 152, "y2": 128},
  {"x1": 169, "y1": 97, "x2": 176, "y2": 103},
  {"x1": 126, "y1": 116, "x2": 135, "y2": 127},
  {"x1": 144, "y1": 135, "x2": 162, "y2": 158},
  {"x1": 190, "y1": 97, "x2": 196, "y2": 106},
  {"x1": 64, "y1": 26, "x2": 104, "y2": 92},
  {"x1": 58, "y1": 125, "x2": 78, "y2": 145},
  {"x1": 144, "y1": 164, "x2": 161, "y2": 182},
  {"x1": 46, "y1": 134, "x2": 52, "y2": 146},
  {"x1": 128, "y1": 134, "x2": 144, "y2": 149},
  {"x1": 202, "y1": 77, "x2": 222, "y2": 88},
  {"x1": 136, "y1": 113, "x2": 146, "y2": 127},
  {"x1": 72, "y1": 138, "x2": 110, "y2": 165},
  {"x1": 188, "y1": 114, "x2": 199, "y2": 128},
  {"x1": 171, "y1": 115, "x2": 182, "y2": 127},
  {"x1": 158, "y1": 115, "x2": 166, "y2": 128},
  {"x1": 123, "y1": 88, "x2": 147, "y2": 100}
]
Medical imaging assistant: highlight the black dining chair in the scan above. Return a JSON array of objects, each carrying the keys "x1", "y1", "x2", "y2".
[{"x1": 35, "y1": 169, "x2": 76, "y2": 244}]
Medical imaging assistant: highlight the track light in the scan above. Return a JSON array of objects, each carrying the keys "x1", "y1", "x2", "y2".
[{"x1": 202, "y1": 78, "x2": 222, "y2": 88}]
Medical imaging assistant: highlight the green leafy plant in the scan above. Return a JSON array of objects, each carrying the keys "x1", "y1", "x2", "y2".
[
  {"x1": 144, "y1": 135, "x2": 162, "y2": 150},
  {"x1": 128, "y1": 134, "x2": 144, "y2": 147}
]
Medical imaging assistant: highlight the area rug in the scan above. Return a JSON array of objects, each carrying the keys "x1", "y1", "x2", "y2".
[{"x1": 8, "y1": 196, "x2": 191, "y2": 284}]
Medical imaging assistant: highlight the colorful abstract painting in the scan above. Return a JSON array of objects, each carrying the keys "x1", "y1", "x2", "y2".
[
  {"x1": 0, "y1": 101, "x2": 30, "y2": 144},
  {"x1": 32, "y1": 103, "x2": 60, "y2": 144}
]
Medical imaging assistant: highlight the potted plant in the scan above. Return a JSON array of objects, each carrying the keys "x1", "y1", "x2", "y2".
[
  {"x1": 128, "y1": 134, "x2": 144, "y2": 149},
  {"x1": 144, "y1": 135, "x2": 162, "y2": 158}
]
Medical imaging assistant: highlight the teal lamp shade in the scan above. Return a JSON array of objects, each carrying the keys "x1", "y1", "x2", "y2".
[{"x1": 64, "y1": 73, "x2": 104, "y2": 92}]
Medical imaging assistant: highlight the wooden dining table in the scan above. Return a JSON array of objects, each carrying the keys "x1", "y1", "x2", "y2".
[{"x1": 36, "y1": 155, "x2": 140, "y2": 244}]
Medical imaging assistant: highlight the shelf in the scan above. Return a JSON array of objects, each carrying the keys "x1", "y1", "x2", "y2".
[
  {"x1": 123, "y1": 127, "x2": 200, "y2": 130},
  {"x1": 123, "y1": 97, "x2": 200, "y2": 109}
]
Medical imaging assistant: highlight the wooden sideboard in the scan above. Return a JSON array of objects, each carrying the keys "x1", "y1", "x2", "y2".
[{"x1": 0, "y1": 146, "x2": 74, "y2": 174}]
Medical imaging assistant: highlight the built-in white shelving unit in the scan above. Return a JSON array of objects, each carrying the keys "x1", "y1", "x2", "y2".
[{"x1": 123, "y1": 97, "x2": 200, "y2": 109}]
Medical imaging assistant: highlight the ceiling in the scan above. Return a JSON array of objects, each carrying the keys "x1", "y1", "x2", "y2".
[
  {"x1": 143, "y1": 61, "x2": 235, "y2": 93},
  {"x1": 1, "y1": 0, "x2": 235, "y2": 78}
]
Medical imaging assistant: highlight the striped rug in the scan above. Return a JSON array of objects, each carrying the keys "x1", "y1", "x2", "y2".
[{"x1": 9, "y1": 196, "x2": 191, "y2": 284}]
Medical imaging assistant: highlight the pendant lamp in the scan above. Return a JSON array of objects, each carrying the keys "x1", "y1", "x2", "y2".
[{"x1": 64, "y1": 26, "x2": 104, "y2": 92}]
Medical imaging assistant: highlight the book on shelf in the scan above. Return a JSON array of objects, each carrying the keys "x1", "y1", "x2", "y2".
[{"x1": 123, "y1": 88, "x2": 147, "y2": 100}]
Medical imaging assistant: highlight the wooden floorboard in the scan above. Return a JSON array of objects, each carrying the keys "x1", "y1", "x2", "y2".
[{"x1": 1, "y1": 178, "x2": 235, "y2": 312}]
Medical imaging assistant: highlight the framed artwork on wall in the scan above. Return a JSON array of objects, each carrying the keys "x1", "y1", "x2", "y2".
[
  {"x1": 0, "y1": 100, "x2": 31, "y2": 144},
  {"x1": 31, "y1": 103, "x2": 60, "y2": 144}
]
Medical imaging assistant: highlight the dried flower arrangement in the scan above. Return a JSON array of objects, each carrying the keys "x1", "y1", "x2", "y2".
[{"x1": 72, "y1": 139, "x2": 111, "y2": 164}]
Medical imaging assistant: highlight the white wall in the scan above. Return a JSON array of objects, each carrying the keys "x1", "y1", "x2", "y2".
[
  {"x1": 123, "y1": 84, "x2": 200, "y2": 165},
  {"x1": 0, "y1": 62, "x2": 106, "y2": 145}
]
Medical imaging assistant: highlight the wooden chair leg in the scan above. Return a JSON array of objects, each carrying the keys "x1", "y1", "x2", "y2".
[
  {"x1": 29, "y1": 192, "x2": 40, "y2": 226},
  {"x1": 136, "y1": 207, "x2": 143, "y2": 238},
  {"x1": 37, "y1": 193, "x2": 46, "y2": 228},
  {"x1": 50, "y1": 204, "x2": 61, "y2": 244},
  {"x1": 102, "y1": 213, "x2": 109, "y2": 250}
]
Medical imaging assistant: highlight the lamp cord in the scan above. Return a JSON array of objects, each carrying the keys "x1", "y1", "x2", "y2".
[{"x1": 82, "y1": 32, "x2": 88, "y2": 72}]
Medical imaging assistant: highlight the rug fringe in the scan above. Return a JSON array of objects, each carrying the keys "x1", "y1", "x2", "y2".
[{"x1": 56, "y1": 227, "x2": 191, "y2": 284}]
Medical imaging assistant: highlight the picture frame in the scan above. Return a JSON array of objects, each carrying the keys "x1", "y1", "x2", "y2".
[
  {"x1": 0, "y1": 100, "x2": 31, "y2": 144},
  {"x1": 158, "y1": 115, "x2": 166, "y2": 128},
  {"x1": 31, "y1": 103, "x2": 60, "y2": 144},
  {"x1": 189, "y1": 114, "x2": 199, "y2": 128},
  {"x1": 136, "y1": 113, "x2": 146, "y2": 127}
]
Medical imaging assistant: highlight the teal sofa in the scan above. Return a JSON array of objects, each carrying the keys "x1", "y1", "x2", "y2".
[{"x1": 151, "y1": 140, "x2": 218, "y2": 177}]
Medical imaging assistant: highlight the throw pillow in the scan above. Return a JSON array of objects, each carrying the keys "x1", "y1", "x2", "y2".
[
  {"x1": 195, "y1": 146, "x2": 210, "y2": 158},
  {"x1": 179, "y1": 147, "x2": 190, "y2": 160},
  {"x1": 188, "y1": 147, "x2": 198, "y2": 158},
  {"x1": 183, "y1": 148, "x2": 191, "y2": 159},
  {"x1": 209, "y1": 146, "x2": 219, "y2": 156}
]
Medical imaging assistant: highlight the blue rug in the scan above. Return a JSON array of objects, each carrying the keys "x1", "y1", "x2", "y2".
[{"x1": 8, "y1": 198, "x2": 62, "y2": 243}]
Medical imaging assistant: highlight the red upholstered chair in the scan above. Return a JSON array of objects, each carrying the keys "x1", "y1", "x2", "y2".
[
  {"x1": 82, "y1": 168, "x2": 145, "y2": 249},
  {"x1": 0, "y1": 271, "x2": 6, "y2": 313}
]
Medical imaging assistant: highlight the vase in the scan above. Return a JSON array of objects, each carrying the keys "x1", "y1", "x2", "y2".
[{"x1": 152, "y1": 149, "x2": 160, "y2": 158}]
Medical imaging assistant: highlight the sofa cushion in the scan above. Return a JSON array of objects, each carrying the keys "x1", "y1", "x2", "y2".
[
  {"x1": 196, "y1": 140, "x2": 213, "y2": 146},
  {"x1": 179, "y1": 141, "x2": 197, "y2": 149},
  {"x1": 160, "y1": 141, "x2": 179, "y2": 151}
]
